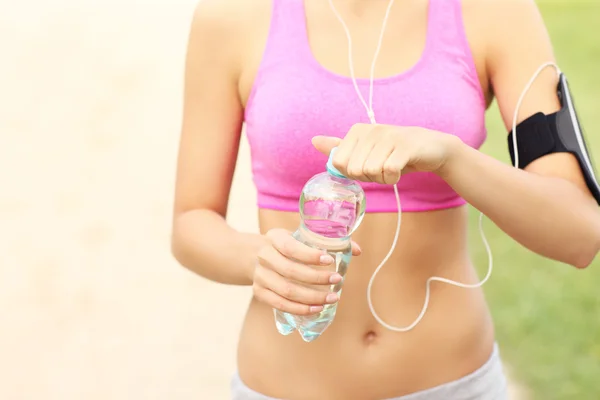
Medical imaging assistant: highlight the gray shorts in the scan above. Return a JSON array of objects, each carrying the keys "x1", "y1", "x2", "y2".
[{"x1": 231, "y1": 343, "x2": 508, "y2": 400}]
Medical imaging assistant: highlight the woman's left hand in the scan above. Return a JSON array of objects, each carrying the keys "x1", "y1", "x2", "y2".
[{"x1": 312, "y1": 123, "x2": 460, "y2": 184}]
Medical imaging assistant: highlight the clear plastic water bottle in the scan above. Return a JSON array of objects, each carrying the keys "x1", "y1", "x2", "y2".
[{"x1": 274, "y1": 148, "x2": 366, "y2": 342}]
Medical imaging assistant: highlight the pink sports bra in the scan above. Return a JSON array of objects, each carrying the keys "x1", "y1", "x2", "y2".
[{"x1": 244, "y1": 0, "x2": 487, "y2": 213}]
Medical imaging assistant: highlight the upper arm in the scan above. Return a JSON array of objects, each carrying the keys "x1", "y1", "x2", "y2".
[
  {"x1": 173, "y1": 0, "x2": 244, "y2": 218},
  {"x1": 485, "y1": 0, "x2": 593, "y2": 196}
]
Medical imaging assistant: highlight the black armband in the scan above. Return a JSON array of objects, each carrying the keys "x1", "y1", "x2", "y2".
[{"x1": 507, "y1": 73, "x2": 600, "y2": 205}]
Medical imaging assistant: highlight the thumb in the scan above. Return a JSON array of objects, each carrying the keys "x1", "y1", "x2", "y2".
[{"x1": 312, "y1": 136, "x2": 342, "y2": 156}]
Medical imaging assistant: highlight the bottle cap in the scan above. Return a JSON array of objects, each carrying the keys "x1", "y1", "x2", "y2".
[{"x1": 326, "y1": 147, "x2": 347, "y2": 179}]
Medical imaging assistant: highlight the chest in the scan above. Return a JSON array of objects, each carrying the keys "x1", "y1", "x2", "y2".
[
  {"x1": 240, "y1": 0, "x2": 488, "y2": 187},
  {"x1": 244, "y1": 64, "x2": 486, "y2": 184}
]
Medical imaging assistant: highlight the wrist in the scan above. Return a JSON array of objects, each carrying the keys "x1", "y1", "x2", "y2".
[
  {"x1": 242, "y1": 233, "x2": 267, "y2": 284},
  {"x1": 437, "y1": 134, "x2": 466, "y2": 179}
]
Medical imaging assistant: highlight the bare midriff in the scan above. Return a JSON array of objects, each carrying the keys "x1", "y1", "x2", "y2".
[{"x1": 237, "y1": 206, "x2": 495, "y2": 400}]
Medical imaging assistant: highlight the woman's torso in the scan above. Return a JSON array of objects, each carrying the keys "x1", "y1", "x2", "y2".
[{"x1": 233, "y1": 0, "x2": 496, "y2": 398}]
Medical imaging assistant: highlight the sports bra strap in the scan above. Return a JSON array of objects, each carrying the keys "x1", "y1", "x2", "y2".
[{"x1": 262, "y1": 0, "x2": 309, "y2": 66}]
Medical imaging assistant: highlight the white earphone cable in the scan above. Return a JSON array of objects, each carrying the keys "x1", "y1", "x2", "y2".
[
  {"x1": 329, "y1": 0, "x2": 396, "y2": 124},
  {"x1": 328, "y1": 0, "x2": 561, "y2": 332}
]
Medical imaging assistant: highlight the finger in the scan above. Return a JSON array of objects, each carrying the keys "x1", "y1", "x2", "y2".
[
  {"x1": 253, "y1": 286, "x2": 324, "y2": 316},
  {"x1": 382, "y1": 149, "x2": 408, "y2": 184},
  {"x1": 266, "y1": 229, "x2": 332, "y2": 265},
  {"x1": 363, "y1": 141, "x2": 394, "y2": 184},
  {"x1": 258, "y1": 246, "x2": 342, "y2": 285},
  {"x1": 346, "y1": 134, "x2": 377, "y2": 181},
  {"x1": 351, "y1": 241, "x2": 362, "y2": 256},
  {"x1": 258, "y1": 267, "x2": 339, "y2": 305},
  {"x1": 332, "y1": 125, "x2": 362, "y2": 176},
  {"x1": 311, "y1": 136, "x2": 341, "y2": 156}
]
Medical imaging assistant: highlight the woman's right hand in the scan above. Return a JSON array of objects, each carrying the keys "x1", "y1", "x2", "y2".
[{"x1": 252, "y1": 228, "x2": 361, "y2": 316}]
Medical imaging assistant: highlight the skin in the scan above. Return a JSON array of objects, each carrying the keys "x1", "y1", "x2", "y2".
[{"x1": 171, "y1": 0, "x2": 600, "y2": 398}]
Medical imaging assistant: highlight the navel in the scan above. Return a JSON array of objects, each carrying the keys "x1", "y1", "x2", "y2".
[{"x1": 363, "y1": 330, "x2": 378, "y2": 344}]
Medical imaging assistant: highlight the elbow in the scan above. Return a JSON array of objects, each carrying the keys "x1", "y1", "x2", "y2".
[
  {"x1": 170, "y1": 231, "x2": 185, "y2": 267},
  {"x1": 170, "y1": 210, "x2": 210, "y2": 273},
  {"x1": 170, "y1": 233, "x2": 183, "y2": 265},
  {"x1": 170, "y1": 214, "x2": 188, "y2": 267},
  {"x1": 573, "y1": 253, "x2": 596, "y2": 269},
  {"x1": 171, "y1": 229, "x2": 198, "y2": 272},
  {"x1": 571, "y1": 230, "x2": 600, "y2": 270}
]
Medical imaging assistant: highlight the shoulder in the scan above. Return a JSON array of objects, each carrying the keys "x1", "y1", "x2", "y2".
[
  {"x1": 461, "y1": 0, "x2": 555, "y2": 93},
  {"x1": 189, "y1": 0, "x2": 271, "y2": 42},
  {"x1": 187, "y1": 0, "x2": 272, "y2": 70},
  {"x1": 462, "y1": 0, "x2": 551, "y2": 59},
  {"x1": 461, "y1": 0, "x2": 543, "y2": 23},
  {"x1": 458, "y1": 0, "x2": 548, "y2": 103}
]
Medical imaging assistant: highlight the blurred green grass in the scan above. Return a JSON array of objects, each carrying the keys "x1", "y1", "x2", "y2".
[{"x1": 471, "y1": 2, "x2": 600, "y2": 399}]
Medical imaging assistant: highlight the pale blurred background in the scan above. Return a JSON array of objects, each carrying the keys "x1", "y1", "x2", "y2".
[
  {"x1": 0, "y1": 0, "x2": 598, "y2": 399},
  {"x1": 0, "y1": 1, "x2": 256, "y2": 398}
]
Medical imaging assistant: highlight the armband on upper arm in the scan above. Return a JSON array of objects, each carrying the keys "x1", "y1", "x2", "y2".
[{"x1": 507, "y1": 73, "x2": 600, "y2": 205}]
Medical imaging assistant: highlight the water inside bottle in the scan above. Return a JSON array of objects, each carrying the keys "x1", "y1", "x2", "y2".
[
  {"x1": 302, "y1": 198, "x2": 359, "y2": 238},
  {"x1": 299, "y1": 174, "x2": 366, "y2": 240},
  {"x1": 296, "y1": 244, "x2": 351, "y2": 342}
]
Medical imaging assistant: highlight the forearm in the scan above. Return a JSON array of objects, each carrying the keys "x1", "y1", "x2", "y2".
[
  {"x1": 441, "y1": 139, "x2": 600, "y2": 268},
  {"x1": 171, "y1": 209, "x2": 266, "y2": 285}
]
